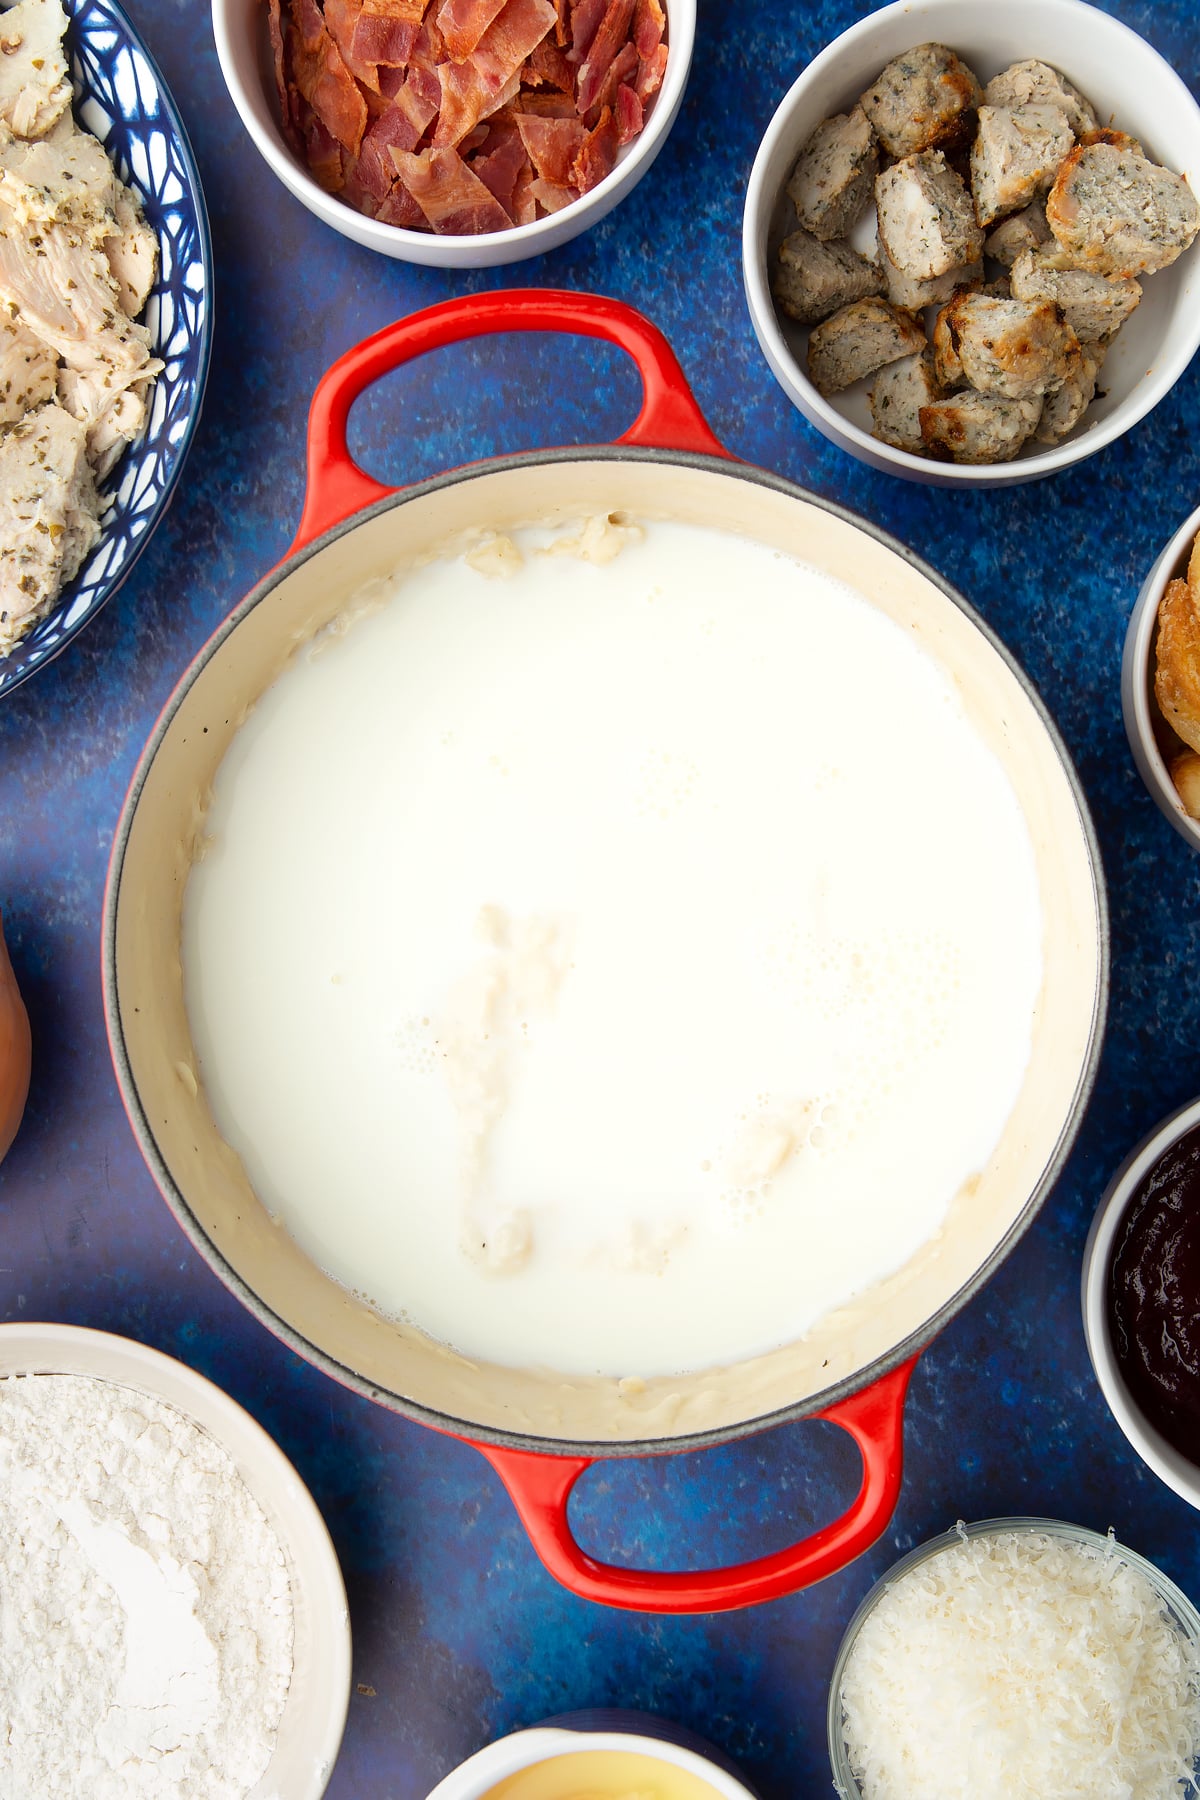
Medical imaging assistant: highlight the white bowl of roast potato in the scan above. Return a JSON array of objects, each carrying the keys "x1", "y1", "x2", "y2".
[
  {"x1": 1123, "y1": 501, "x2": 1200, "y2": 852},
  {"x1": 742, "y1": 0, "x2": 1200, "y2": 486}
]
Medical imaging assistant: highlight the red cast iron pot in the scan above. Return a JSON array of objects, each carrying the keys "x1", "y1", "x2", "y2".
[{"x1": 104, "y1": 289, "x2": 1107, "y2": 1613}]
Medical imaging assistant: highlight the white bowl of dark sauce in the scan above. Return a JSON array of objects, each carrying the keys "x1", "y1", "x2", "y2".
[{"x1": 1082, "y1": 1096, "x2": 1200, "y2": 1509}]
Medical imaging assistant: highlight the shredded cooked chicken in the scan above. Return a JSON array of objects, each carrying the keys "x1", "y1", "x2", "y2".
[
  {"x1": 0, "y1": 401, "x2": 99, "y2": 651},
  {"x1": 0, "y1": 0, "x2": 162, "y2": 656},
  {"x1": 0, "y1": 0, "x2": 71, "y2": 141},
  {"x1": 0, "y1": 307, "x2": 56, "y2": 425}
]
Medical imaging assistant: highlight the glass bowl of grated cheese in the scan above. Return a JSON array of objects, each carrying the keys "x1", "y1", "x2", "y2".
[{"x1": 827, "y1": 1517, "x2": 1200, "y2": 1800}]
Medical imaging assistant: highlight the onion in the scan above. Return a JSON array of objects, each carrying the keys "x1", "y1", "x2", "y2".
[{"x1": 0, "y1": 911, "x2": 31, "y2": 1164}]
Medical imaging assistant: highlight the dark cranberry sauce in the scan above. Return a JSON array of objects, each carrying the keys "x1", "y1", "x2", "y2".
[{"x1": 1109, "y1": 1121, "x2": 1200, "y2": 1464}]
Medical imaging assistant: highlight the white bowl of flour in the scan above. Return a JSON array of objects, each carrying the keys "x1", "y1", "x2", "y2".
[{"x1": 0, "y1": 1321, "x2": 351, "y2": 1800}]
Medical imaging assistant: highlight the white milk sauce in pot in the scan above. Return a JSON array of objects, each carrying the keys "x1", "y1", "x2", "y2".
[{"x1": 182, "y1": 514, "x2": 1043, "y2": 1382}]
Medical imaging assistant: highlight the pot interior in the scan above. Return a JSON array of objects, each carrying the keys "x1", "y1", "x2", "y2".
[{"x1": 109, "y1": 456, "x2": 1103, "y2": 1447}]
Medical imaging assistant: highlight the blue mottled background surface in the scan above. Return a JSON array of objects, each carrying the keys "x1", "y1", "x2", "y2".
[{"x1": 4, "y1": 0, "x2": 1200, "y2": 1793}]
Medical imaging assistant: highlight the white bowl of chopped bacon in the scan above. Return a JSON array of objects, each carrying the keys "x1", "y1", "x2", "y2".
[{"x1": 213, "y1": 0, "x2": 693, "y2": 264}]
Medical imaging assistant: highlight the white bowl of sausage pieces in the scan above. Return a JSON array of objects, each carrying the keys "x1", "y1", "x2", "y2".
[{"x1": 742, "y1": 0, "x2": 1200, "y2": 486}]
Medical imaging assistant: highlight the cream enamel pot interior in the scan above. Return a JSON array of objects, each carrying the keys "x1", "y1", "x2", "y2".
[{"x1": 104, "y1": 290, "x2": 1107, "y2": 1614}]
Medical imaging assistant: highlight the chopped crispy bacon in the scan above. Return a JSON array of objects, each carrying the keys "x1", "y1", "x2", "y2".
[
  {"x1": 489, "y1": 67, "x2": 524, "y2": 114},
  {"x1": 634, "y1": 40, "x2": 666, "y2": 105},
  {"x1": 267, "y1": 0, "x2": 291, "y2": 133},
  {"x1": 341, "y1": 151, "x2": 382, "y2": 211},
  {"x1": 507, "y1": 90, "x2": 577, "y2": 117},
  {"x1": 366, "y1": 0, "x2": 428, "y2": 19},
  {"x1": 355, "y1": 97, "x2": 430, "y2": 198},
  {"x1": 290, "y1": 0, "x2": 369, "y2": 154},
  {"x1": 292, "y1": 1, "x2": 330, "y2": 51},
  {"x1": 529, "y1": 175, "x2": 574, "y2": 211},
  {"x1": 432, "y1": 0, "x2": 550, "y2": 148},
  {"x1": 582, "y1": 35, "x2": 635, "y2": 122},
  {"x1": 435, "y1": 59, "x2": 522, "y2": 145},
  {"x1": 265, "y1": 0, "x2": 664, "y2": 232},
  {"x1": 471, "y1": 0, "x2": 557, "y2": 93},
  {"x1": 353, "y1": 15, "x2": 420, "y2": 64},
  {"x1": 471, "y1": 120, "x2": 527, "y2": 214},
  {"x1": 356, "y1": 0, "x2": 430, "y2": 59},
  {"x1": 575, "y1": 0, "x2": 635, "y2": 114},
  {"x1": 290, "y1": 1, "x2": 324, "y2": 53},
  {"x1": 302, "y1": 103, "x2": 346, "y2": 189},
  {"x1": 526, "y1": 36, "x2": 573, "y2": 91},
  {"x1": 437, "y1": 0, "x2": 508, "y2": 59},
  {"x1": 326, "y1": 0, "x2": 382, "y2": 91},
  {"x1": 391, "y1": 145, "x2": 514, "y2": 231},
  {"x1": 398, "y1": 61, "x2": 441, "y2": 122},
  {"x1": 572, "y1": 99, "x2": 618, "y2": 191},
  {"x1": 375, "y1": 62, "x2": 407, "y2": 97},
  {"x1": 567, "y1": 0, "x2": 607, "y2": 63},
  {"x1": 632, "y1": 0, "x2": 663, "y2": 57},
  {"x1": 410, "y1": 11, "x2": 447, "y2": 67},
  {"x1": 434, "y1": 60, "x2": 493, "y2": 144},
  {"x1": 515, "y1": 112, "x2": 585, "y2": 184},
  {"x1": 376, "y1": 181, "x2": 426, "y2": 225},
  {"x1": 511, "y1": 157, "x2": 539, "y2": 221},
  {"x1": 615, "y1": 79, "x2": 640, "y2": 144}
]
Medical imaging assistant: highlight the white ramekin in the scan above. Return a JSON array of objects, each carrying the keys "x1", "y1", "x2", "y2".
[
  {"x1": 742, "y1": 0, "x2": 1200, "y2": 487},
  {"x1": 1082, "y1": 1098, "x2": 1200, "y2": 1511},
  {"x1": 425, "y1": 1714, "x2": 758, "y2": 1799},
  {"x1": 0, "y1": 1322, "x2": 352, "y2": 1799},
  {"x1": 1122, "y1": 501, "x2": 1200, "y2": 854},
  {"x1": 211, "y1": 0, "x2": 695, "y2": 267}
]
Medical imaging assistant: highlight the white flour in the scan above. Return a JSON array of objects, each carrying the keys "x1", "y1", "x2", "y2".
[{"x1": 0, "y1": 1373, "x2": 294, "y2": 1799}]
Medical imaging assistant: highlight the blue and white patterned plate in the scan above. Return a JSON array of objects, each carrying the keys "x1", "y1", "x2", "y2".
[{"x1": 0, "y1": 0, "x2": 213, "y2": 702}]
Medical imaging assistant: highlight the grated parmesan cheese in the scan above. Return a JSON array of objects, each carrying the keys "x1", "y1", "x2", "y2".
[{"x1": 838, "y1": 1525, "x2": 1200, "y2": 1800}]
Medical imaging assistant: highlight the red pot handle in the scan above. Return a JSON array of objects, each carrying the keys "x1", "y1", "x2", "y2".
[
  {"x1": 471, "y1": 1354, "x2": 919, "y2": 1614},
  {"x1": 291, "y1": 288, "x2": 731, "y2": 555}
]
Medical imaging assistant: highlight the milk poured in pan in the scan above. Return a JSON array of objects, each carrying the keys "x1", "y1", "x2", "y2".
[{"x1": 182, "y1": 515, "x2": 1043, "y2": 1380}]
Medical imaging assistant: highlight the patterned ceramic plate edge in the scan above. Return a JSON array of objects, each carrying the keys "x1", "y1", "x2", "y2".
[{"x1": 0, "y1": 0, "x2": 214, "y2": 702}]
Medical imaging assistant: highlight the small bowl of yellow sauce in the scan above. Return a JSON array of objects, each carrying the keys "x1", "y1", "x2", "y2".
[{"x1": 425, "y1": 1714, "x2": 758, "y2": 1800}]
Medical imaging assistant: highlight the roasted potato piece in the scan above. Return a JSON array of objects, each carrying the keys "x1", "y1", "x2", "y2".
[
  {"x1": 1169, "y1": 749, "x2": 1200, "y2": 820},
  {"x1": 1155, "y1": 575, "x2": 1200, "y2": 756}
]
